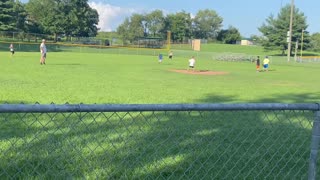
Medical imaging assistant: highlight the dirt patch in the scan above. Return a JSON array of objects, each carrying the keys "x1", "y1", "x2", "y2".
[{"x1": 170, "y1": 69, "x2": 229, "y2": 75}]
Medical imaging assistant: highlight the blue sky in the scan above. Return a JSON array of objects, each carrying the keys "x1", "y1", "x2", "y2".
[{"x1": 21, "y1": 0, "x2": 319, "y2": 37}]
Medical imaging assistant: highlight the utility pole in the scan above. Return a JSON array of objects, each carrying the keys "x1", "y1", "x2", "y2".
[
  {"x1": 294, "y1": 41, "x2": 298, "y2": 61},
  {"x1": 300, "y1": 29, "x2": 304, "y2": 58},
  {"x1": 287, "y1": 0, "x2": 294, "y2": 62},
  {"x1": 287, "y1": 0, "x2": 294, "y2": 61}
]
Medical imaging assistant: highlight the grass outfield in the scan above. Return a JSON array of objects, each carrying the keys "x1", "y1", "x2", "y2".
[
  {"x1": 0, "y1": 51, "x2": 320, "y2": 104},
  {"x1": 172, "y1": 43, "x2": 278, "y2": 55},
  {"x1": 1, "y1": 50, "x2": 319, "y2": 178}
]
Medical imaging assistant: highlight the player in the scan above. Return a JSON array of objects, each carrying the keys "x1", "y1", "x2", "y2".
[
  {"x1": 9, "y1": 43, "x2": 14, "y2": 56},
  {"x1": 168, "y1": 51, "x2": 173, "y2": 60},
  {"x1": 40, "y1": 39, "x2": 47, "y2": 65},
  {"x1": 158, "y1": 53, "x2": 163, "y2": 64},
  {"x1": 256, "y1": 56, "x2": 260, "y2": 72},
  {"x1": 188, "y1": 56, "x2": 196, "y2": 71},
  {"x1": 263, "y1": 56, "x2": 270, "y2": 72}
]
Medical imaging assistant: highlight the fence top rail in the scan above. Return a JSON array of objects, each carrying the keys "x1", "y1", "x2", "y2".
[{"x1": 0, "y1": 103, "x2": 319, "y2": 113}]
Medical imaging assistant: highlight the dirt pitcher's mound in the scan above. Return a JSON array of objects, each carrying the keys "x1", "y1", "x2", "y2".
[{"x1": 170, "y1": 69, "x2": 229, "y2": 75}]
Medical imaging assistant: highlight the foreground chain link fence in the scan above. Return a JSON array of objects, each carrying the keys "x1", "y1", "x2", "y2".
[{"x1": 0, "y1": 103, "x2": 320, "y2": 179}]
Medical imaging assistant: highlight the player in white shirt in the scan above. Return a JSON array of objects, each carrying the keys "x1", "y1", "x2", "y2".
[
  {"x1": 188, "y1": 56, "x2": 196, "y2": 71},
  {"x1": 40, "y1": 39, "x2": 47, "y2": 65},
  {"x1": 9, "y1": 43, "x2": 14, "y2": 57}
]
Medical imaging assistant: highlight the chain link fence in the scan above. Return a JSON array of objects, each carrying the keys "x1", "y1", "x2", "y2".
[
  {"x1": 297, "y1": 56, "x2": 320, "y2": 63},
  {"x1": 0, "y1": 103, "x2": 319, "y2": 179}
]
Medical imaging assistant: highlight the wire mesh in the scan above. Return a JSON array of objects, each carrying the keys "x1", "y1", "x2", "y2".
[{"x1": 0, "y1": 104, "x2": 319, "y2": 179}]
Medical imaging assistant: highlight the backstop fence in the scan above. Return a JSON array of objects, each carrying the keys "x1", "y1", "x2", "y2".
[{"x1": 0, "y1": 103, "x2": 320, "y2": 179}]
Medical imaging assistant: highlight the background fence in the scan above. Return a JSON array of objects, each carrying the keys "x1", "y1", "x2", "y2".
[
  {"x1": 1, "y1": 31, "x2": 319, "y2": 64},
  {"x1": 0, "y1": 31, "x2": 105, "y2": 44},
  {"x1": 0, "y1": 103, "x2": 319, "y2": 179},
  {"x1": 0, "y1": 41, "x2": 266, "y2": 63},
  {"x1": 297, "y1": 56, "x2": 320, "y2": 63}
]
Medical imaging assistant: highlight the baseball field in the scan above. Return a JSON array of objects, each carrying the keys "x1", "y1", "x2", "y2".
[
  {"x1": 1, "y1": 44, "x2": 320, "y2": 178},
  {"x1": 1, "y1": 43, "x2": 319, "y2": 104}
]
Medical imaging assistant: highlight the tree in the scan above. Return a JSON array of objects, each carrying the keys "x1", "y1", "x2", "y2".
[
  {"x1": 12, "y1": 1, "x2": 27, "y2": 32},
  {"x1": 117, "y1": 18, "x2": 130, "y2": 45},
  {"x1": 26, "y1": 0, "x2": 64, "y2": 38},
  {"x1": 116, "y1": 14, "x2": 145, "y2": 44},
  {"x1": 128, "y1": 13, "x2": 145, "y2": 40},
  {"x1": 250, "y1": 35, "x2": 264, "y2": 45},
  {"x1": 217, "y1": 26, "x2": 241, "y2": 44},
  {"x1": 193, "y1": 9, "x2": 223, "y2": 39},
  {"x1": 0, "y1": 0, "x2": 16, "y2": 31},
  {"x1": 26, "y1": 0, "x2": 99, "y2": 39},
  {"x1": 67, "y1": 0, "x2": 99, "y2": 37},
  {"x1": 117, "y1": 11, "x2": 192, "y2": 43},
  {"x1": 258, "y1": 4, "x2": 310, "y2": 55},
  {"x1": 145, "y1": 10, "x2": 165, "y2": 37},
  {"x1": 310, "y1": 33, "x2": 320, "y2": 52},
  {"x1": 24, "y1": 14, "x2": 43, "y2": 35},
  {"x1": 164, "y1": 11, "x2": 192, "y2": 42}
]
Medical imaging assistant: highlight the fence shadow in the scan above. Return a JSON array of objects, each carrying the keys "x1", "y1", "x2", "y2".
[
  {"x1": 0, "y1": 99, "x2": 317, "y2": 179},
  {"x1": 198, "y1": 92, "x2": 320, "y2": 103}
]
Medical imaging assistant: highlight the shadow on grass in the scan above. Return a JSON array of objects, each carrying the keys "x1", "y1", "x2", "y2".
[
  {"x1": 48, "y1": 63, "x2": 83, "y2": 66},
  {"x1": 198, "y1": 93, "x2": 320, "y2": 103},
  {"x1": 272, "y1": 53, "x2": 320, "y2": 56},
  {"x1": 255, "y1": 93, "x2": 320, "y2": 103},
  {"x1": 257, "y1": 69, "x2": 277, "y2": 72},
  {"x1": 0, "y1": 96, "x2": 318, "y2": 179}
]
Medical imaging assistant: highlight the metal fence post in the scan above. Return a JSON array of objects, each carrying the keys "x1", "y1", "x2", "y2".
[{"x1": 308, "y1": 110, "x2": 320, "y2": 180}]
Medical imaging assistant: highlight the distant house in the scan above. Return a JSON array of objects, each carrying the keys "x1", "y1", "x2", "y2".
[{"x1": 240, "y1": 39, "x2": 254, "y2": 46}]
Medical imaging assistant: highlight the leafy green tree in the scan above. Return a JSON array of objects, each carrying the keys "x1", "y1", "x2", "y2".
[
  {"x1": 145, "y1": 10, "x2": 165, "y2": 37},
  {"x1": 193, "y1": 9, "x2": 223, "y2": 39},
  {"x1": 258, "y1": 4, "x2": 310, "y2": 55},
  {"x1": 310, "y1": 33, "x2": 320, "y2": 52},
  {"x1": 164, "y1": 11, "x2": 192, "y2": 42},
  {"x1": 217, "y1": 26, "x2": 241, "y2": 44},
  {"x1": 26, "y1": 0, "x2": 98, "y2": 39},
  {"x1": 26, "y1": 0, "x2": 63, "y2": 38},
  {"x1": 128, "y1": 13, "x2": 145, "y2": 40},
  {"x1": 250, "y1": 35, "x2": 264, "y2": 45},
  {"x1": 117, "y1": 14, "x2": 145, "y2": 43},
  {"x1": 117, "y1": 18, "x2": 130, "y2": 45},
  {"x1": 12, "y1": 1, "x2": 28, "y2": 32},
  {"x1": 0, "y1": 0, "x2": 16, "y2": 31},
  {"x1": 24, "y1": 14, "x2": 43, "y2": 35},
  {"x1": 67, "y1": 0, "x2": 99, "y2": 37}
]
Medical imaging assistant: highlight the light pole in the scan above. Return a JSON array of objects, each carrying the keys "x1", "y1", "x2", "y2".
[
  {"x1": 287, "y1": 0, "x2": 294, "y2": 62},
  {"x1": 167, "y1": 31, "x2": 171, "y2": 51},
  {"x1": 300, "y1": 29, "x2": 304, "y2": 58}
]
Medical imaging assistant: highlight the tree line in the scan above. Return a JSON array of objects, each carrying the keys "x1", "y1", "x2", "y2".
[
  {"x1": 116, "y1": 5, "x2": 320, "y2": 53},
  {"x1": 0, "y1": 1, "x2": 241, "y2": 44},
  {"x1": 0, "y1": 0, "x2": 99, "y2": 41},
  {"x1": 0, "y1": 1, "x2": 319, "y2": 52},
  {"x1": 116, "y1": 9, "x2": 241, "y2": 44}
]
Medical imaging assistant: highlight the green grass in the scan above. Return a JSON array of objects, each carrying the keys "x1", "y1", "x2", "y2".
[
  {"x1": 0, "y1": 110, "x2": 314, "y2": 179},
  {"x1": 1, "y1": 50, "x2": 320, "y2": 104},
  {"x1": 171, "y1": 43, "x2": 280, "y2": 55},
  {"x1": 1, "y1": 48, "x2": 320, "y2": 178}
]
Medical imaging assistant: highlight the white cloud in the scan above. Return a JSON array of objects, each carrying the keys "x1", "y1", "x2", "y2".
[{"x1": 89, "y1": 2, "x2": 137, "y2": 32}]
